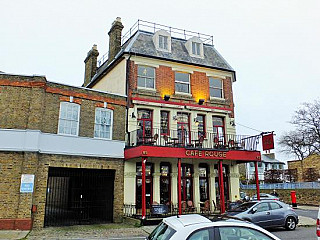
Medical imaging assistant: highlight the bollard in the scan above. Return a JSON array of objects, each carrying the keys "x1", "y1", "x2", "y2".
[{"x1": 290, "y1": 191, "x2": 297, "y2": 208}]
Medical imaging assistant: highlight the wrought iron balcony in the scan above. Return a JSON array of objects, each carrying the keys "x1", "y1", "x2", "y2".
[{"x1": 127, "y1": 128, "x2": 259, "y2": 151}]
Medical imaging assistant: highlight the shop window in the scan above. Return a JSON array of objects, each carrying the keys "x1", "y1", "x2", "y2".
[
  {"x1": 199, "y1": 163, "x2": 209, "y2": 202},
  {"x1": 58, "y1": 102, "x2": 80, "y2": 136},
  {"x1": 136, "y1": 163, "x2": 153, "y2": 209},
  {"x1": 160, "y1": 162, "x2": 171, "y2": 205},
  {"x1": 181, "y1": 164, "x2": 193, "y2": 202}
]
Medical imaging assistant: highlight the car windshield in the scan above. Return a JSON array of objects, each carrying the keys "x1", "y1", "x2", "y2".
[
  {"x1": 148, "y1": 222, "x2": 176, "y2": 240},
  {"x1": 230, "y1": 202, "x2": 256, "y2": 212}
]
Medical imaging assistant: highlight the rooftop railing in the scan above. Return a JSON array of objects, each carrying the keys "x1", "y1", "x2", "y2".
[{"x1": 98, "y1": 19, "x2": 214, "y2": 67}]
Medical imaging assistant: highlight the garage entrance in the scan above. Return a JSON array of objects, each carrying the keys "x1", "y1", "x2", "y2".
[{"x1": 44, "y1": 167, "x2": 115, "y2": 227}]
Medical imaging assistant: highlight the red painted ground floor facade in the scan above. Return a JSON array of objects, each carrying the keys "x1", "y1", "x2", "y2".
[{"x1": 124, "y1": 146, "x2": 261, "y2": 218}]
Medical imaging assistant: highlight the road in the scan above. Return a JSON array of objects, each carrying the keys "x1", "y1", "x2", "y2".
[
  {"x1": 270, "y1": 226, "x2": 317, "y2": 240},
  {"x1": 295, "y1": 208, "x2": 318, "y2": 220}
]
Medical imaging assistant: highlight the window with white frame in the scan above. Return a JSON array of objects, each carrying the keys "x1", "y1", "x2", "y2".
[
  {"x1": 94, "y1": 108, "x2": 113, "y2": 139},
  {"x1": 137, "y1": 65, "x2": 155, "y2": 89},
  {"x1": 209, "y1": 77, "x2": 223, "y2": 98},
  {"x1": 192, "y1": 42, "x2": 201, "y2": 55},
  {"x1": 175, "y1": 72, "x2": 190, "y2": 94},
  {"x1": 58, "y1": 102, "x2": 80, "y2": 136},
  {"x1": 159, "y1": 35, "x2": 168, "y2": 50}
]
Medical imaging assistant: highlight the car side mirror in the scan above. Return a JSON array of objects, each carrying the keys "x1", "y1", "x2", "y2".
[{"x1": 251, "y1": 207, "x2": 257, "y2": 214}]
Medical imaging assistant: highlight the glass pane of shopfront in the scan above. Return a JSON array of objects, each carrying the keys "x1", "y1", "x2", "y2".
[
  {"x1": 181, "y1": 164, "x2": 193, "y2": 202},
  {"x1": 160, "y1": 163, "x2": 171, "y2": 205}
]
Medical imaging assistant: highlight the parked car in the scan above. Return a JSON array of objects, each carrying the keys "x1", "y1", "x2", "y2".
[
  {"x1": 252, "y1": 193, "x2": 280, "y2": 201},
  {"x1": 317, "y1": 205, "x2": 320, "y2": 240},
  {"x1": 225, "y1": 200, "x2": 298, "y2": 230},
  {"x1": 240, "y1": 191, "x2": 250, "y2": 201},
  {"x1": 147, "y1": 214, "x2": 281, "y2": 240}
]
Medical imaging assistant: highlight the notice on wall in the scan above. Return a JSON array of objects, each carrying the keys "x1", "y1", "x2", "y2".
[{"x1": 20, "y1": 174, "x2": 35, "y2": 193}]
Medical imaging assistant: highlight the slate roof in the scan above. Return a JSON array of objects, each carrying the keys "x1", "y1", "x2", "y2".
[
  {"x1": 261, "y1": 154, "x2": 285, "y2": 164},
  {"x1": 91, "y1": 30, "x2": 235, "y2": 85}
]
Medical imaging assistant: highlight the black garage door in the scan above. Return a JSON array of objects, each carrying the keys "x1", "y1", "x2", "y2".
[{"x1": 44, "y1": 167, "x2": 115, "y2": 227}]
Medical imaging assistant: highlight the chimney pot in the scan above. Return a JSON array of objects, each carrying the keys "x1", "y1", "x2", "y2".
[
  {"x1": 108, "y1": 17, "x2": 124, "y2": 64},
  {"x1": 83, "y1": 44, "x2": 99, "y2": 87}
]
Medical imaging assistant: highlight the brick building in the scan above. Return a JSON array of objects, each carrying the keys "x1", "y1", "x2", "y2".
[
  {"x1": 287, "y1": 154, "x2": 320, "y2": 182},
  {"x1": 0, "y1": 73, "x2": 126, "y2": 229},
  {"x1": 84, "y1": 18, "x2": 261, "y2": 219}
]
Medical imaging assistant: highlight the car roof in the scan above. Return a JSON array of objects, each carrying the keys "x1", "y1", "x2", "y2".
[{"x1": 164, "y1": 214, "x2": 212, "y2": 228}]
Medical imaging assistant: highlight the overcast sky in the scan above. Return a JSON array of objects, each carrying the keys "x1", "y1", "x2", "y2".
[{"x1": 1, "y1": 0, "x2": 319, "y2": 162}]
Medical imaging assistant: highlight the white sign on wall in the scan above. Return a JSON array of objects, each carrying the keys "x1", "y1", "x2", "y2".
[{"x1": 20, "y1": 174, "x2": 35, "y2": 193}]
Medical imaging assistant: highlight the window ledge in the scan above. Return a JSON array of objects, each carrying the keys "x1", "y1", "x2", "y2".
[{"x1": 209, "y1": 97, "x2": 226, "y2": 104}]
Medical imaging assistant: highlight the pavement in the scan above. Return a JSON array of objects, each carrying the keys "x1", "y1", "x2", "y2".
[{"x1": 1, "y1": 205, "x2": 318, "y2": 240}]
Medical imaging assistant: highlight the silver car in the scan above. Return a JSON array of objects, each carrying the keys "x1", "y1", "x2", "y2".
[
  {"x1": 147, "y1": 214, "x2": 280, "y2": 240},
  {"x1": 252, "y1": 193, "x2": 280, "y2": 201},
  {"x1": 226, "y1": 200, "x2": 298, "y2": 230}
]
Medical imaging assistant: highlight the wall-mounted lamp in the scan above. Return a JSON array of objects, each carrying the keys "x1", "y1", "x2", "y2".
[
  {"x1": 172, "y1": 115, "x2": 178, "y2": 121},
  {"x1": 230, "y1": 120, "x2": 236, "y2": 126},
  {"x1": 131, "y1": 112, "x2": 136, "y2": 118},
  {"x1": 198, "y1": 99, "x2": 205, "y2": 105},
  {"x1": 164, "y1": 95, "x2": 170, "y2": 101}
]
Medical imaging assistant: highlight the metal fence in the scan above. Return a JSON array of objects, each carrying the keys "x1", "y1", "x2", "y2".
[
  {"x1": 240, "y1": 182, "x2": 320, "y2": 190},
  {"x1": 127, "y1": 128, "x2": 259, "y2": 151}
]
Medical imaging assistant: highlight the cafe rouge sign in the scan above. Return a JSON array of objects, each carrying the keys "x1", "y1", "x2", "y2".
[{"x1": 185, "y1": 149, "x2": 227, "y2": 158}]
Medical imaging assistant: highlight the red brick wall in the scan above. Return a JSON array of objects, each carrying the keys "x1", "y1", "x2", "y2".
[
  {"x1": 156, "y1": 65, "x2": 175, "y2": 97},
  {"x1": 129, "y1": 61, "x2": 234, "y2": 115},
  {"x1": 0, "y1": 219, "x2": 32, "y2": 230},
  {"x1": 191, "y1": 71, "x2": 209, "y2": 101}
]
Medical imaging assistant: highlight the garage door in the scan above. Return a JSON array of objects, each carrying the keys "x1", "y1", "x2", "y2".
[{"x1": 44, "y1": 167, "x2": 115, "y2": 227}]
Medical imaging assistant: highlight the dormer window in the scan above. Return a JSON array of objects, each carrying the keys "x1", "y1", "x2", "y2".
[
  {"x1": 185, "y1": 37, "x2": 204, "y2": 58},
  {"x1": 192, "y1": 42, "x2": 201, "y2": 55},
  {"x1": 159, "y1": 35, "x2": 168, "y2": 50},
  {"x1": 153, "y1": 30, "x2": 171, "y2": 53}
]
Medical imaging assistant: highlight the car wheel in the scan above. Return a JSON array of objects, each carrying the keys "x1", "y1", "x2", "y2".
[{"x1": 285, "y1": 217, "x2": 296, "y2": 230}]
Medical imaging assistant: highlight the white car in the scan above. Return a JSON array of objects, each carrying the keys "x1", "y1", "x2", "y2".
[
  {"x1": 317, "y1": 206, "x2": 320, "y2": 240},
  {"x1": 147, "y1": 214, "x2": 281, "y2": 240}
]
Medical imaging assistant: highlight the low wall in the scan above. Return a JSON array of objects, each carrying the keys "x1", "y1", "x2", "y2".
[{"x1": 241, "y1": 189, "x2": 320, "y2": 206}]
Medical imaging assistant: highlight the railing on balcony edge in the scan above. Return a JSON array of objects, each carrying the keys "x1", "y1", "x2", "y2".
[{"x1": 127, "y1": 128, "x2": 259, "y2": 151}]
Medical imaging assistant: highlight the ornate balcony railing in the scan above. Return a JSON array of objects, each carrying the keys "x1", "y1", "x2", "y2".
[{"x1": 127, "y1": 128, "x2": 259, "y2": 151}]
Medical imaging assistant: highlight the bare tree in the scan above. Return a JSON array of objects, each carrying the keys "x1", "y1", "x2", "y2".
[{"x1": 279, "y1": 99, "x2": 320, "y2": 159}]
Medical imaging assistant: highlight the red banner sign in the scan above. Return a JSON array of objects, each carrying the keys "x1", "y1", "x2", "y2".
[{"x1": 262, "y1": 133, "x2": 274, "y2": 151}]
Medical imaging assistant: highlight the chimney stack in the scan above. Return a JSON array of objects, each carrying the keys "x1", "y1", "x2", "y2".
[
  {"x1": 83, "y1": 44, "x2": 99, "y2": 87},
  {"x1": 108, "y1": 17, "x2": 124, "y2": 64}
]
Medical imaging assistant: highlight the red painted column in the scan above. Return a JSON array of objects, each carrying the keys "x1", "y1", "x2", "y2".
[
  {"x1": 219, "y1": 160, "x2": 225, "y2": 214},
  {"x1": 254, "y1": 161, "x2": 260, "y2": 200},
  {"x1": 178, "y1": 158, "x2": 182, "y2": 215},
  {"x1": 142, "y1": 157, "x2": 147, "y2": 219}
]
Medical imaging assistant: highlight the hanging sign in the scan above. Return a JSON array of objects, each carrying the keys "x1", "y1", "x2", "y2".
[
  {"x1": 20, "y1": 174, "x2": 35, "y2": 193},
  {"x1": 262, "y1": 133, "x2": 274, "y2": 151}
]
